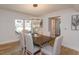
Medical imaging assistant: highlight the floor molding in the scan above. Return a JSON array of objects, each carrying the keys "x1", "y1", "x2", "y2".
[{"x1": 0, "y1": 39, "x2": 19, "y2": 45}]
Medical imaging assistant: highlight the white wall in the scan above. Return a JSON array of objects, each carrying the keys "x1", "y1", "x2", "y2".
[
  {"x1": 0, "y1": 9, "x2": 34, "y2": 44},
  {"x1": 40, "y1": 8, "x2": 79, "y2": 51}
]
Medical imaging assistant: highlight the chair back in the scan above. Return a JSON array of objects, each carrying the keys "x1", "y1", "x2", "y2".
[
  {"x1": 19, "y1": 32, "x2": 25, "y2": 48},
  {"x1": 53, "y1": 35, "x2": 63, "y2": 55},
  {"x1": 25, "y1": 33, "x2": 34, "y2": 54}
]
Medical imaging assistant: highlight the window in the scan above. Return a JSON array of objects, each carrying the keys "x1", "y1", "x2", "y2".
[
  {"x1": 25, "y1": 20, "x2": 32, "y2": 31},
  {"x1": 15, "y1": 19, "x2": 23, "y2": 33},
  {"x1": 15, "y1": 19, "x2": 42, "y2": 34},
  {"x1": 15, "y1": 19, "x2": 32, "y2": 33}
]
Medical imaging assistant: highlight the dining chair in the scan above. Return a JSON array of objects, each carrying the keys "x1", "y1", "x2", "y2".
[
  {"x1": 41, "y1": 35, "x2": 63, "y2": 55},
  {"x1": 18, "y1": 32, "x2": 26, "y2": 54},
  {"x1": 25, "y1": 32, "x2": 40, "y2": 55}
]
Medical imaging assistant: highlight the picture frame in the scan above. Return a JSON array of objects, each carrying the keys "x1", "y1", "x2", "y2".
[{"x1": 71, "y1": 15, "x2": 79, "y2": 30}]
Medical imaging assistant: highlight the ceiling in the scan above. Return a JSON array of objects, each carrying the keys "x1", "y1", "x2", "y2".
[{"x1": 0, "y1": 4, "x2": 79, "y2": 17}]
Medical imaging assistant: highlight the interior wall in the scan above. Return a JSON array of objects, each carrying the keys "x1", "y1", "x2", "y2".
[
  {"x1": 40, "y1": 8, "x2": 79, "y2": 51},
  {"x1": 0, "y1": 9, "x2": 34, "y2": 44}
]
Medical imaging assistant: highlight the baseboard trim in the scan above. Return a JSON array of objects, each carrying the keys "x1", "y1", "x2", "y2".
[
  {"x1": 0, "y1": 39, "x2": 19, "y2": 45},
  {"x1": 63, "y1": 44, "x2": 79, "y2": 52}
]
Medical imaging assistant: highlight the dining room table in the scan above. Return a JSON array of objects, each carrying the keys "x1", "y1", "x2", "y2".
[{"x1": 33, "y1": 34, "x2": 55, "y2": 47}]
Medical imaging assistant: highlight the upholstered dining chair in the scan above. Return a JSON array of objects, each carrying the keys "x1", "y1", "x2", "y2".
[
  {"x1": 41, "y1": 35, "x2": 63, "y2": 55},
  {"x1": 25, "y1": 32, "x2": 40, "y2": 55},
  {"x1": 19, "y1": 31, "x2": 26, "y2": 54}
]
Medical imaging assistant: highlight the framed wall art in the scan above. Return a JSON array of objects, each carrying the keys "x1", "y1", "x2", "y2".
[{"x1": 71, "y1": 15, "x2": 79, "y2": 30}]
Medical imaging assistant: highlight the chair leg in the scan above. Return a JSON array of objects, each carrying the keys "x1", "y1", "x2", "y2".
[
  {"x1": 21, "y1": 47, "x2": 27, "y2": 55},
  {"x1": 38, "y1": 48, "x2": 42, "y2": 55},
  {"x1": 22, "y1": 48, "x2": 25, "y2": 55}
]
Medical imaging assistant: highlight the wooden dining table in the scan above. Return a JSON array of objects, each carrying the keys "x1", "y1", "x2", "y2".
[{"x1": 33, "y1": 34, "x2": 54, "y2": 47}]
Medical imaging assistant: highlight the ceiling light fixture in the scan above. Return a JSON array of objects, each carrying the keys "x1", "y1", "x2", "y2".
[{"x1": 33, "y1": 4, "x2": 38, "y2": 7}]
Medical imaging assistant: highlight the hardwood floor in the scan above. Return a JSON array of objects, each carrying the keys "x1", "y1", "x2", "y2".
[
  {"x1": 0, "y1": 41, "x2": 79, "y2": 55},
  {"x1": 60, "y1": 46, "x2": 79, "y2": 55},
  {"x1": 0, "y1": 41, "x2": 22, "y2": 55}
]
